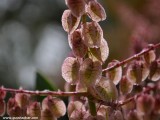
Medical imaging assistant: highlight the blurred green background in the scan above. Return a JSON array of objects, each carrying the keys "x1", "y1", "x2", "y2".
[{"x1": 0, "y1": 0, "x2": 159, "y2": 91}]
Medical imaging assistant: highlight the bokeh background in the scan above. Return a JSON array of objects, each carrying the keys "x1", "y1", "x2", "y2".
[{"x1": 0, "y1": 0, "x2": 159, "y2": 91}]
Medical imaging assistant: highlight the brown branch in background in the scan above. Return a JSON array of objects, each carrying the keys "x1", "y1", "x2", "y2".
[
  {"x1": 2, "y1": 87, "x2": 88, "y2": 97},
  {"x1": 103, "y1": 42, "x2": 160, "y2": 72}
]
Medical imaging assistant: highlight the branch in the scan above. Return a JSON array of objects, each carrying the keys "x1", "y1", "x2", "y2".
[
  {"x1": 1, "y1": 87, "x2": 88, "y2": 97},
  {"x1": 103, "y1": 42, "x2": 160, "y2": 72}
]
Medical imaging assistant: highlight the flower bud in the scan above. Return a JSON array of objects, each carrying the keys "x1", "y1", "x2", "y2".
[
  {"x1": 42, "y1": 96, "x2": 66, "y2": 118},
  {"x1": 65, "y1": 0, "x2": 85, "y2": 17},
  {"x1": 27, "y1": 102, "x2": 41, "y2": 118},
  {"x1": 0, "y1": 99, "x2": 5, "y2": 116},
  {"x1": 15, "y1": 93, "x2": 29, "y2": 108},
  {"x1": 136, "y1": 94, "x2": 155, "y2": 115}
]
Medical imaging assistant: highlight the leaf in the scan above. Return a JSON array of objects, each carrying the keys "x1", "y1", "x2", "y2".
[
  {"x1": 80, "y1": 58, "x2": 102, "y2": 86},
  {"x1": 89, "y1": 38, "x2": 109, "y2": 63},
  {"x1": 95, "y1": 77, "x2": 118, "y2": 102},
  {"x1": 35, "y1": 72, "x2": 57, "y2": 91},
  {"x1": 62, "y1": 57, "x2": 80, "y2": 84},
  {"x1": 82, "y1": 22, "x2": 103, "y2": 48},
  {"x1": 106, "y1": 60, "x2": 122, "y2": 85},
  {"x1": 62, "y1": 10, "x2": 80, "y2": 34},
  {"x1": 69, "y1": 30, "x2": 87, "y2": 58},
  {"x1": 65, "y1": 0, "x2": 85, "y2": 17},
  {"x1": 86, "y1": 1, "x2": 106, "y2": 22}
]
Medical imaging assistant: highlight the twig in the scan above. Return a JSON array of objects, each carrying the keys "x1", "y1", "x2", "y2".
[
  {"x1": 103, "y1": 42, "x2": 160, "y2": 72},
  {"x1": 1, "y1": 87, "x2": 88, "y2": 97}
]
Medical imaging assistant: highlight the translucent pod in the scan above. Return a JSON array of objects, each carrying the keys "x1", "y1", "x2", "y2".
[
  {"x1": 127, "y1": 110, "x2": 141, "y2": 120},
  {"x1": 0, "y1": 99, "x2": 5, "y2": 116},
  {"x1": 62, "y1": 57, "x2": 80, "y2": 84},
  {"x1": 106, "y1": 60, "x2": 122, "y2": 85},
  {"x1": 86, "y1": 0, "x2": 106, "y2": 22},
  {"x1": 126, "y1": 60, "x2": 149, "y2": 84},
  {"x1": 27, "y1": 102, "x2": 41, "y2": 118},
  {"x1": 65, "y1": 0, "x2": 85, "y2": 17},
  {"x1": 80, "y1": 58, "x2": 102, "y2": 87},
  {"x1": 82, "y1": 21, "x2": 103, "y2": 48},
  {"x1": 143, "y1": 50, "x2": 156, "y2": 65},
  {"x1": 62, "y1": 9, "x2": 81, "y2": 34},
  {"x1": 95, "y1": 77, "x2": 118, "y2": 102},
  {"x1": 109, "y1": 110, "x2": 124, "y2": 120},
  {"x1": 41, "y1": 109, "x2": 57, "y2": 120},
  {"x1": 15, "y1": 93, "x2": 30, "y2": 108}
]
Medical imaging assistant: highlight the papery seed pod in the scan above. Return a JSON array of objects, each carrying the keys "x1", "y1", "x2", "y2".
[
  {"x1": 0, "y1": 99, "x2": 5, "y2": 116},
  {"x1": 106, "y1": 60, "x2": 122, "y2": 85},
  {"x1": 85, "y1": 0, "x2": 97, "y2": 4},
  {"x1": 89, "y1": 38, "x2": 109, "y2": 63},
  {"x1": 86, "y1": 0, "x2": 106, "y2": 22},
  {"x1": 127, "y1": 110, "x2": 141, "y2": 120},
  {"x1": 80, "y1": 58, "x2": 102, "y2": 86},
  {"x1": 126, "y1": 60, "x2": 149, "y2": 84},
  {"x1": 62, "y1": 10, "x2": 81, "y2": 34},
  {"x1": 70, "y1": 109, "x2": 86, "y2": 120},
  {"x1": 15, "y1": 93, "x2": 29, "y2": 108},
  {"x1": 136, "y1": 94, "x2": 155, "y2": 115},
  {"x1": 154, "y1": 95, "x2": 160, "y2": 114},
  {"x1": 27, "y1": 102, "x2": 41, "y2": 118},
  {"x1": 109, "y1": 110, "x2": 124, "y2": 120},
  {"x1": 95, "y1": 77, "x2": 118, "y2": 102},
  {"x1": 67, "y1": 101, "x2": 86, "y2": 117},
  {"x1": 143, "y1": 50, "x2": 156, "y2": 65},
  {"x1": 8, "y1": 106, "x2": 22, "y2": 117},
  {"x1": 7, "y1": 98, "x2": 17, "y2": 115},
  {"x1": 120, "y1": 76, "x2": 133, "y2": 95},
  {"x1": 76, "y1": 82, "x2": 87, "y2": 92},
  {"x1": 65, "y1": 0, "x2": 85, "y2": 17},
  {"x1": 69, "y1": 29, "x2": 87, "y2": 58},
  {"x1": 149, "y1": 60, "x2": 160, "y2": 81},
  {"x1": 82, "y1": 21, "x2": 103, "y2": 48},
  {"x1": 97, "y1": 105, "x2": 112, "y2": 119},
  {"x1": 42, "y1": 96, "x2": 66, "y2": 118},
  {"x1": 88, "y1": 85, "x2": 101, "y2": 100},
  {"x1": 84, "y1": 115, "x2": 106, "y2": 120},
  {"x1": 0, "y1": 87, "x2": 6, "y2": 99},
  {"x1": 62, "y1": 57, "x2": 80, "y2": 84},
  {"x1": 41, "y1": 109, "x2": 57, "y2": 120}
]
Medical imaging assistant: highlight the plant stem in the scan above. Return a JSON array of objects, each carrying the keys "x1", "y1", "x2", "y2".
[
  {"x1": 103, "y1": 42, "x2": 160, "y2": 72},
  {"x1": 1, "y1": 87, "x2": 88, "y2": 97},
  {"x1": 88, "y1": 99, "x2": 97, "y2": 116}
]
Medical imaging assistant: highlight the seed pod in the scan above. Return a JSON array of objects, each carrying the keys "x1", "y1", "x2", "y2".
[
  {"x1": 27, "y1": 102, "x2": 41, "y2": 118},
  {"x1": 70, "y1": 109, "x2": 86, "y2": 120},
  {"x1": 76, "y1": 82, "x2": 87, "y2": 92},
  {"x1": 80, "y1": 58, "x2": 102, "y2": 87},
  {"x1": 82, "y1": 22, "x2": 103, "y2": 48},
  {"x1": 69, "y1": 29, "x2": 87, "y2": 58},
  {"x1": 120, "y1": 76, "x2": 133, "y2": 95},
  {"x1": 15, "y1": 93, "x2": 29, "y2": 108},
  {"x1": 41, "y1": 109, "x2": 57, "y2": 120},
  {"x1": 84, "y1": 115, "x2": 106, "y2": 120},
  {"x1": 126, "y1": 60, "x2": 149, "y2": 84},
  {"x1": 97, "y1": 105, "x2": 112, "y2": 119},
  {"x1": 65, "y1": 0, "x2": 85, "y2": 17},
  {"x1": 67, "y1": 101, "x2": 86, "y2": 117},
  {"x1": 136, "y1": 94, "x2": 155, "y2": 115},
  {"x1": 127, "y1": 110, "x2": 141, "y2": 120},
  {"x1": 42, "y1": 96, "x2": 66, "y2": 118},
  {"x1": 149, "y1": 60, "x2": 160, "y2": 81},
  {"x1": 7, "y1": 98, "x2": 17, "y2": 115},
  {"x1": 62, "y1": 57, "x2": 80, "y2": 84},
  {"x1": 0, "y1": 87, "x2": 6, "y2": 99},
  {"x1": 143, "y1": 50, "x2": 156, "y2": 65},
  {"x1": 154, "y1": 95, "x2": 160, "y2": 114},
  {"x1": 106, "y1": 60, "x2": 122, "y2": 85},
  {"x1": 62, "y1": 9, "x2": 80, "y2": 34},
  {"x1": 0, "y1": 99, "x2": 5, "y2": 116},
  {"x1": 8, "y1": 106, "x2": 22, "y2": 117},
  {"x1": 95, "y1": 77, "x2": 118, "y2": 102},
  {"x1": 89, "y1": 38, "x2": 109, "y2": 63},
  {"x1": 86, "y1": 0, "x2": 106, "y2": 22},
  {"x1": 109, "y1": 110, "x2": 124, "y2": 120}
]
